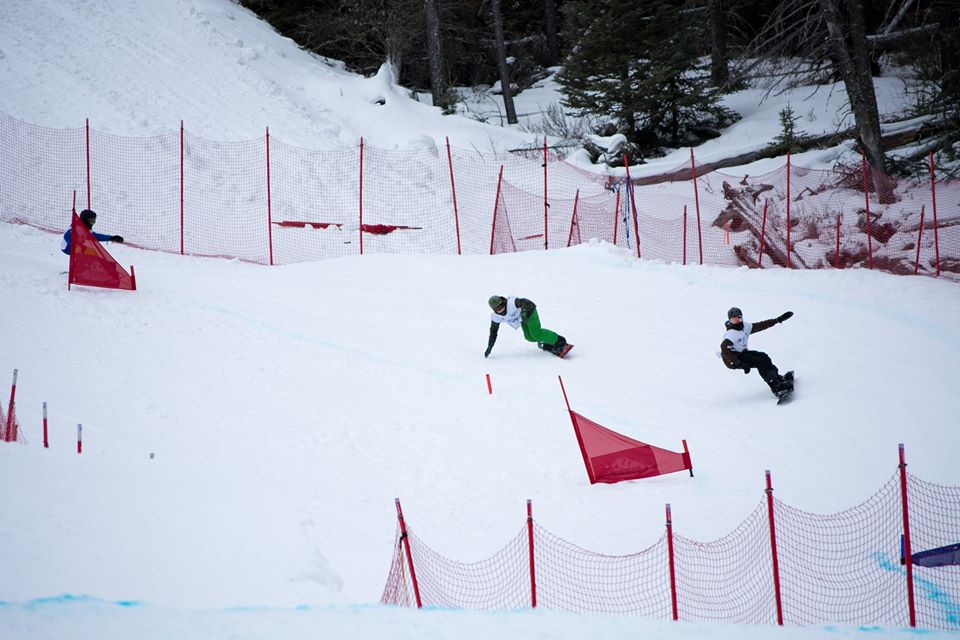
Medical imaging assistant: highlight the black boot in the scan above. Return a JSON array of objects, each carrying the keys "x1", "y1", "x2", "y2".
[{"x1": 550, "y1": 336, "x2": 567, "y2": 355}]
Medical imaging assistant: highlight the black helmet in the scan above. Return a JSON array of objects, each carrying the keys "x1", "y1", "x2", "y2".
[
  {"x1": 488, "y1": 295, "x2": 506, "y2": 311},
  {"x1": 79, "y1": 209, "x2": 97, "y2": 227},
  {"x1": 727, "y1": 307, "x2": 743, "y2": 319}
]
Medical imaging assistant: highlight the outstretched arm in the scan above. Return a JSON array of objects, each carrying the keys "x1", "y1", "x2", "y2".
[
  {"x1": 752, "y1": 311, "x2": 793, "y2": 334},
  {"x1": 485, "y1": 321, "x2": 500, "y2": 357},
  {"x1": 515, "y1": 298, "x2": 536, "y2": 321}
]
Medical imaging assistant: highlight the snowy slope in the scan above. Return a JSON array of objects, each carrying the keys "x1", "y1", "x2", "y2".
[
  {"x1": 2, "y1": 0, "x2": 959, "y2": 638},
  {"x1": 2, "y1": 224, "x2": 959, "y2": 637}
]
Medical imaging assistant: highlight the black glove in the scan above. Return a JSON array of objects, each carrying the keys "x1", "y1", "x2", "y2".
[
  {"x1": 777, "y1": 311, "x2": 793, "y2": 323},
  {"x1": 743, "y1": 366, "x2": 751, "y2": 374},
  {"x1": 111, "y1": 235, "x2": 124, "y2": 243},
  {"x1": 484, "y1": 346, "x2": 492, "y2": 358}
]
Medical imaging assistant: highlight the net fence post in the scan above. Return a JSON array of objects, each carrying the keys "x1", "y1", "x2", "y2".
[
  {"x1": 666, "y1": 503, "x2": 678, "y2": 621},
  {"x1": 835, "y1": 214, "x2": 841, "y2": 268},
  {"x1": 359, "y1": 137, "x2": 364, "y2": 256},
  {"x1": 690, "y1": 148, "x2": 703, "y2": 264},
  {"x1": 489, "y1": 165, "x2": 503, "y2": 255},
  {"x1": 395, "y1": 498, "x2": 422, "y2": 608},
  {"x1": 765, "y1": 470, "x2": 784, "y2": 625},
  {"x1": 786, "y1": 152, "x2": 792, "y2": 268},
  {"x1": 445, "y1": 137, "x2": 462, "y2": 255},
  {"x1": 543, "y1": 137, "x2": 548, "y2": 251},
  {"x1": 42, "y1": 401, "x2": 48, "y2": 448},
  {"x1": 929, "y1": 152, "x2": 940, "y2": 276},
  {"x1": 180, "y1": 120, "x2": 185, "y2": 256},
  {"x1": 4, "y1": 369, "x2": 17, "y2": 442},
  {"x1": 527, "y1": 499, "x2": 537, "y2": 608},
  {"x1": 898, "y1": 444, "x2": 917, "y2": 627},
  {"x1": 566, "y1": 189, "x2": 579, "y2": 248},
  {"x1": 914, "y1": 207, "x2": 925, "y2": 275},
  {"x1": 623, "y1": 156, "x2": 640, "y2": 259},
  {"x1": 266, "y1": 127, "x2": 274, "y2": 266},
  {"x1": 85, "y1": 118, "x2": 91, "y2": 210},
  {"x1": 758, "y1": 198, "x2": 768, "y2": 268},
  {"x1": 862, "y1": 150, "x2": 873, "y2": 269},
  {"x1": 682, "y1": 205, "x2": 687, "y2": 265}
]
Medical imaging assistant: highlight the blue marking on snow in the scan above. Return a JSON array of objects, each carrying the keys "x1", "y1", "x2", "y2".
[
  {"x1": 873, "y1": 551, "x2": 960, "y2": 628},
  {"x1": 0, "y1": 594, "x2": 144, "y2": 609}
]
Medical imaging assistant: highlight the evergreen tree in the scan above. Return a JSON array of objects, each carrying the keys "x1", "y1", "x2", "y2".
[{"x1": 558, "y1": 0, "x2": 733, "y2": 152}]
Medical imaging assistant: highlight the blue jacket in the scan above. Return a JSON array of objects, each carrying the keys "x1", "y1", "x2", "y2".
[{"x1": 61, "y1": 228, "x2": 114, "y2": 255}]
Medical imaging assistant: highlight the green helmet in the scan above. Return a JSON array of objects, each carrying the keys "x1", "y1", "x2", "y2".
[{"x1": 488, "y1": 295, "x2": 506, "y2": 311}]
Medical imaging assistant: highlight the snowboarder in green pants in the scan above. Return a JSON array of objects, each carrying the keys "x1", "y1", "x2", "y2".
[{"x1": 485, "y1": 295, "x2": 571, "y2": 358}]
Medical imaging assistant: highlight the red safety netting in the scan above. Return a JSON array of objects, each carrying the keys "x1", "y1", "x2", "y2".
[
  {"x1": 1, "y1": 397, "x2": 24, "y2": 444},
  {"x1": 381, "y1": 471, "x2": 960, "y2": 630},
  {"x1": 1, "y1": 111, "x2": 957, "y2": 279}
]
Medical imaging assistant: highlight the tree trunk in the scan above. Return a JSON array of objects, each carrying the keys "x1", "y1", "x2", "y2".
[
  {"x1": 819, "y1": 0, "x2": 892, "y2": 202},
  {"x1": 423, "y1": 0, "x2": 446, "y2": 110},
  {"x1": 710, "y1": 0, "x2": 729, "y2": 87},
  {"x1": 543, "y1": 0, "x2": 560, "y2": 66},
  {"x1": 490, "y1": 0, "x2": 518, "y2": 125}
]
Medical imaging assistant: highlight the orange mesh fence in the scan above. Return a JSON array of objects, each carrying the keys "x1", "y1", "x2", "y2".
[
  {"x1": 1, "y1": 112, "x2": 957, "y2": 278},
  {"x1": 381, "y1": 472, "x2": 960, "y2": 629}
]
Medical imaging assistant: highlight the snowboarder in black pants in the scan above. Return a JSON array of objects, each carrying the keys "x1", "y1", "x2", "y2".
[{"x1": 720, "y1": 307, "x2": 793, "y2": 396}]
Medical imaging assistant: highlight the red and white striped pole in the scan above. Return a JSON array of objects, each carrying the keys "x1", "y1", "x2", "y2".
[
  {"x1": 77, "y1": 424, "x2": 83, "y2": 454},
  {"x1": 42, "y1": 401, "x2": 49, "y2": 448},
  {"x1": 666, "y1": 503, "x2": 679, "y2": 620}
]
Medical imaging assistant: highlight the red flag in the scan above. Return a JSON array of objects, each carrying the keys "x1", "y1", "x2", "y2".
[
  {"x1": 569, "y1": 411, "x2": 692, "y2": 484},
  {"x1": 68, "y1": 212, "x2": 136, "y2": 291}
]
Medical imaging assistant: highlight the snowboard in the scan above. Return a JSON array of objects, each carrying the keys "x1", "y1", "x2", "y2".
[
  {"x1": 556, "y1": 343, "x2": 574, "y2": 358},
  {"x1": 776, "y1": 371, "x2": 795, "y2": 405}
]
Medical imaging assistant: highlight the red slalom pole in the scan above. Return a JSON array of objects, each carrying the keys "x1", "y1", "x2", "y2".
[
  {"x1": 180, "y1": 120, "x2": 185, "y2": 255},
  {"x1": 395, "y1": 498, "x2": 422, "y2": 608},
  {"x1": 666, "y1": 504, "x2": 678, "y2": 620},
  {"x1": 929, "y1": 152, "x2": 940, "y2": 276},
  {"x1": 42, "y1": 401, "x2": 49, "y2": 448},
  {"x1": 527, "y1": 499, "x2": 537, "y2": 608},
  {"x1": 765, "y1": 470, "x2": 784, "y2": 625},
  {"x1": 85, "y1": 118, "x2": 91, "y2": 210},
  {"x1": 485, "y1": 373, "x2": 492, "y2": 395},
  {"x1": 445, "y1": 137, "x2": 462, "y2": 255},
  {"x1": 914, "y1": 207, "x2": 925, "y2": 275},
  {"x1": 266, "y1": 127, "x2": 274, "y2": 266},
  {"x1": 682, "y1": 205, "x2": 687, "y2": 265},
  {"x1": 77, "y1": 424, "x2": 82, "y2": 454},
  {"x1": 359, "y1": 137, "x2": 365, "y2": 256}
]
